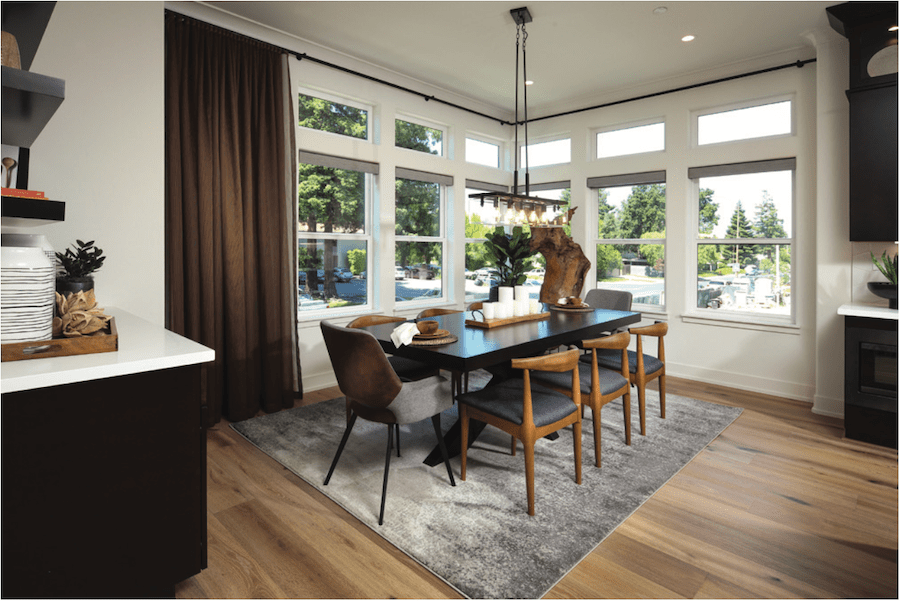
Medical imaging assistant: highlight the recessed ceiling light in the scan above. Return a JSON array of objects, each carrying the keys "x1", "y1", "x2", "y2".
[
  {"x1": 525, "y1": 80, "x2": 534, "y2": 86},
  {"x1": 889, "y1": 25, "x2": 899, "y2": 32},
  {"x1": 681, "y1": 34, "x2": 696, "y2": 42},
  {"x1": 653, "y1": 6, "x2": 668, "y2": 15}
]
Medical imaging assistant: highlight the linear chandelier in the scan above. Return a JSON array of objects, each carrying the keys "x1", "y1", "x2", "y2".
[{"x1": 469, "y1": 6, "x2": 568, "y2": 228}]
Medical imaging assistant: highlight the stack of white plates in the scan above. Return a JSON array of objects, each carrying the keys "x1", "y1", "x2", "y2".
[{"x1": 1, "y1": 246, "x2": 56, "y2": 343}]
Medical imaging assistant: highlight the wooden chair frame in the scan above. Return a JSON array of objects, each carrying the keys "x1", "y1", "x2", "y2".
[
  {"x1": 459, "y1": 349, "x2": 583, "y2": 516},
  {"x1": 629, "y1": 321, "x2": 667, "y2": 435}
]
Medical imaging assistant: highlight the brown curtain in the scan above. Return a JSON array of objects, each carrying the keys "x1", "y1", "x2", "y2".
[{"x1": 165, "y1": 13, "x2": 301, "y2": 424}]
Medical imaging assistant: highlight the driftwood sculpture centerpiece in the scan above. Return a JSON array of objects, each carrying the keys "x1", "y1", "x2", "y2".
[{"x1": 530, "y1": 208, "x2": 591, "y2": 304}]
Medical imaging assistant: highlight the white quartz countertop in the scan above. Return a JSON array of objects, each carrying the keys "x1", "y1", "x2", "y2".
[
  {"x1": 838, "y1": 302, "x2": 899, "y2": 320},
  {"x1": 1, "y1": 308, "x2": 215, "y2": 394}
]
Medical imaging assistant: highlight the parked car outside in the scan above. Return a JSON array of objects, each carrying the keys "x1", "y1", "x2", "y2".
[
  {"x1": 333, "y1": 268, "x2": 352, "y2": 282},
  {"x1": 395, "y1": 266, "x2": 406, "y2": 280},
  {"x1": 527, "y1": 268, "x2": 545, "y2": 277}
]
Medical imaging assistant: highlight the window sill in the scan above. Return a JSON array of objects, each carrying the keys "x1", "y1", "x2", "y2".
[{"x1": 680, "y1": 310, "x2": 799, "y2": 335}]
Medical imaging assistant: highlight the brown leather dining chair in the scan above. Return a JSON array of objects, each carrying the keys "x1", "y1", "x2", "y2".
[
  {"x1": 531, "y1": 332, "x2": 632, "y2": 467},
  {"x1": 417, "y1": 307, "x2": 462, "y2": 319},
  {"x1": 348, "y1": 314, "x2": 439, "y2": 382},
  {"x1": 455, "y1": 349, "x2": 583, "y2": 516},
  {"x1": 320, "y1": 321, "x2": 456, "y2": 526},
  {"x1": 593, "y1": 321, "x2": 667, "y2": 436}
]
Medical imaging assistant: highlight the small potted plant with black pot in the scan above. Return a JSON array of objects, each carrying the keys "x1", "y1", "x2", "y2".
[
  {"x1": 869, "y1": 250, "x2": 898, "y2": 309},
  {"x1": 56, "y1": 239, "x2": 106, "y2": 296}
]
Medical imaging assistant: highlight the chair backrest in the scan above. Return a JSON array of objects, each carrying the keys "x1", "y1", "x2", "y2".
[
  {"x1": 584, "y1": 288, "x2": 633, "y2": 311},
  {"x1": 467, "y1": 301, "x2": 484, "y2": 311},
  {"x1": 417, "y1": 308, "x2": 462, "y2": 319},
  {"x1": 347, "y1": 314, "x2": 405, "y2": 329},
  {"x1": 320, "y1": 321, "x2": 403, "y2": 409}
]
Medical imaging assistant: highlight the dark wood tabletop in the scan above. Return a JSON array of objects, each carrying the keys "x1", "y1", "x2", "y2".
[{"x1": 362, "y1": 307, "x2": 641, "y2": 373}]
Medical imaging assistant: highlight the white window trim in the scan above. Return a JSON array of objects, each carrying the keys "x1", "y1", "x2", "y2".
[
  {"x1": 692, "y1": 94, "x2": 795, "y2": 148},
  {"x1": 395, "y1": 113, "x2": 448, "y2": 158},
  {"x1": 686, "y1": 160, "x2": 796, "y2": 327},
  {"x1": 296, "y1": 85, "x2": 373, "y2": 143},
  {"x1": 592, "y1": 117, "x2": 666, "y2": 160}
]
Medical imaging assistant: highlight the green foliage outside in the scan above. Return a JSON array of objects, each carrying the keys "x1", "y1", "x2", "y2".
[
  {"x1": 595, "y1": 245, "x2": 623, "y2": 280},
  {"x1": 395, "y1": 120, "x2": 441, "y2": 155},
  {"x1": 347, "y1": 249, "x2": 366, "y2": 275},
  {"x1": 298, "y1": 93, "x2": 366, "y2": 139}
]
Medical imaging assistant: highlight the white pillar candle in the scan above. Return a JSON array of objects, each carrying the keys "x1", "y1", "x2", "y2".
[
  {"x1": 498, "y1": 286, "x2": 514, "y2": 304},
  {"x1": 495, "y1": 302, "x2": 508, "y2": 319},
  {"x1": 515, "y1": 300, "x2": 527, "y2": 317},
  {"x1": 482, "y1": 302, "x2": 495, "y2": 320},
  {"x1": 530, "y1": 299, "x2": 542, "y2": 314},
  {"x1": 515, "y1": 285, "x2": 527, "y2": 301}
]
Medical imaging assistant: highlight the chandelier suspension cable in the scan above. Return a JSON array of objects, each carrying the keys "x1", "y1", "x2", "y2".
[
  {"x1": 514, "y1": 23, "x2": 521, "y2": 195},
  {"x1": 522, "y1": 23, "x2": 530, "y2": 196}
]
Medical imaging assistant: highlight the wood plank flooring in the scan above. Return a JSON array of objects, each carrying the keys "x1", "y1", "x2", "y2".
[{"x1": 176, "y1": 377, "x2": 898, "y2": 599}]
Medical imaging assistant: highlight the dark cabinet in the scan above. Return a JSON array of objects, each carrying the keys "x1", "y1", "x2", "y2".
[
  {"x1": 827, "y1": 2, "x2": 898, "y2": 242},
  {"x1": 844, "y1": 316, "x2": 898, "y2": 449},
  {"x1": 1, "y1": 365, "x2": 207, "y2": 597}
]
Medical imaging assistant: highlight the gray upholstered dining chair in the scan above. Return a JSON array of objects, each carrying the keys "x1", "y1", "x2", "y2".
[
  {"x1": 455, "y1": 349, "x2": 583, "y2": 516},
  {"x1": 320, "y1": 321, "x2": 456, "y2": 525},
  {"x1": 584, "y1": 288, "x2": 633, "y2": 312},
  {"x1": 531, "y1": 332, "x2": 632, "y2": 467}
]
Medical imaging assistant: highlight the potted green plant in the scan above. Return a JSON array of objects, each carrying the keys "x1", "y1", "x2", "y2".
[
  {"x1": 869, "y1": 250, "x2": 898, "y2": 309},
  {"x1": 56, "y1": 239, "x2": 106, "y2": 296},
  {"x1": 484, "y1": 226, "x2": 535, "y2": 301}
]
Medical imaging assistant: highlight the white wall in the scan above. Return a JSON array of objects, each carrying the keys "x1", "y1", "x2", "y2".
[{"x1": 7, "y1": 1, "x2": 166, "y2": 325}]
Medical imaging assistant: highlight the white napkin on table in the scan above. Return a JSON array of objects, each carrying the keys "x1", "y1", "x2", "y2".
[{"x1": 390, "y1": 322, "x2": 419, "y2": 347}]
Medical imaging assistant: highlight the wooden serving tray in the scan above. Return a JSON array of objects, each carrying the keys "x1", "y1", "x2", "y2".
[
  {"x1": 1, "y1": 317, "x2": 118, "y2": 362},
  {"x1": 465, "y1": 311, "x2": 550, "y2": 329}
]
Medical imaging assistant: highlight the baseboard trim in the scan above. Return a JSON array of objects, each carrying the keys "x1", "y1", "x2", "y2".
[
  {"x1": 667, "y1": 361, "x2": 815, "y2": 404},
  {"x1": 811, "y1": 395, "x2": 845, "y2": 418}
]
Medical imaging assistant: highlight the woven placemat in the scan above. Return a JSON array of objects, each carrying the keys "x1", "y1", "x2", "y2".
[{"x1": 409, "y1": 334, "x2": 458, "y2": 346}]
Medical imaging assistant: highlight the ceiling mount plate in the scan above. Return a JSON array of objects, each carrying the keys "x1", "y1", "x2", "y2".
[{"x1": 510, "y1": 7, "x2": 532, "y2": 25}]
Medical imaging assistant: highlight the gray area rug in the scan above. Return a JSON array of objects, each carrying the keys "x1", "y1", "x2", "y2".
[{"x1": 231, "y1": 372, "x2": 742, "y2": 599}]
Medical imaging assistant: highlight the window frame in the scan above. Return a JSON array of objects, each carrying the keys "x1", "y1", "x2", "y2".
[
  {"x1": 295, "y1": 150, "x2": 376, "y2": 320},
  {"x1": 589, "y1": 171, "x2": 667, "y2": 313},
  {"x1": 465, "y1": 134, "x2": 503, "y2": 169},
  {"x1": 692, "y1": 95, "x2": 794, "y2": 148},
  {"x1": 687, "y1": 158, "x2": 797, "y2": 328},
  {"x1": 394, "y1": 114, "x2": 448, "y2": 158},
  {"x1": 296, "y1": 86, "x2": 373, "y2": 143},
  {"x1": 519, "y1": 135, "x2": 572, "y2": 169},
  {"x1": 592, "y1": 118, "x2": 666, "y2": 160},
  {"x1": 394, "y1": 168, "x2": 451, "y2": 307}
]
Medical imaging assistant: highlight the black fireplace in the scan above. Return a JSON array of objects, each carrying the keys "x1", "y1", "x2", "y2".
[{"x1": 844, "y1": 316, "x2": 898, "y2": 448}]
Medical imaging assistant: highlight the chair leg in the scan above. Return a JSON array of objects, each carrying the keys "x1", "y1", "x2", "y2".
[
  {"x1": 431, "y1": 414, "x2": 456, "y2": 486},
  {"x1": 460, "y1": 406, "x2": 469, "y2": 481},
  {"x1": 395, "y1": 424, "x2": 401, "y2": 457},
  {"x1": 324, "y1": 412, "x2": 358, "y2": 486},
  {"x1": 622, "y1": 392, "x2": 632, "y2": 446},
  {"x1": 524, "y1": 442, "x2": 536, "y2": 516},
  {"x1": 378, "y1": 424, "x2": 394, "y2": 526},
  {"x1": 510, "y1": 436, "x2": 516, "y2": 456},
  {"x1": 637, "y1": 383, "x2": 647, "y2": 436},
  {"x1": 573, "y1": 419, "x2": 582, "y2": 485},
  {"x1": 659, "y1": 374, "x2": 666, "y2": 419},
  {"x1": 464, "y1": 371, "x2": 469, "y2": 393},
  {"x1": 591, "y1": 403, "x2": 602, "y2": 468}
]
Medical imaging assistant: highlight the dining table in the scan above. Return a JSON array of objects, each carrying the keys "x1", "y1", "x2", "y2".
[{"x1": 359, "y1": 305, "x2": 641, "y2": 465}]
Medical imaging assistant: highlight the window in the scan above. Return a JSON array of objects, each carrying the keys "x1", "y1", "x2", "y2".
[
  {"x1": 697, "y1": 100, "x2": 791, "y2": 145},
  {"x1": 691, "y1": 159, "x2": 794, "y2": 320},
  {"x1": 297, "y1": 92, "x2": 369, "y2": 140},
  {"x1": 588, "y1": 172, "x2": 666, "y2": 309},
  {"x1": 466, "y1": 137, "x2": 500, "y2": 168},
  {"x1": 396, "y1": 118, "x2": 444, "y2": 156},
  {"x1": 596, "y1": 121, "x2": 665, "y2": 158},
  {"x1": 464, "y1": 182, "x2": 507, "y2": 301},
  {"x1": 297, "y1": 151, "x2": 375, "y2": 314},
  {"x1": 395, "y1": 168, "x2": 450, "y2": 303},
  {"x1": 520, "y1": 138, "x2": 571, "y2": 168}
]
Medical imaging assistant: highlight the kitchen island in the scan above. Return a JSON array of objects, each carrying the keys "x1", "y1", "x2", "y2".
[{"x1": 1, "y1": 309, "x2": 214, "y2": 597}]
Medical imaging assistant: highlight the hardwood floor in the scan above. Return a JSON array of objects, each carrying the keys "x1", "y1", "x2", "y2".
[{"x1": 176, "y1": 377, "x2": 898, "y2": 599}]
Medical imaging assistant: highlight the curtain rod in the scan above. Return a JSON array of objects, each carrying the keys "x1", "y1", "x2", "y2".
[{"x1": 166, "y1": 10, "x2": 815, "y2": 129}]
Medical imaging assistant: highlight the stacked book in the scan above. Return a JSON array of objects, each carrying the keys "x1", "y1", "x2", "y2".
[{"x1": 2, "y1": 187, "x2": 46, "y2": 199}]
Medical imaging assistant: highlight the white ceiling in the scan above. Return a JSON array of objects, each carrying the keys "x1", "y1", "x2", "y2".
[{"x1": 204, "y1": 1, "x2": 836, "y2": 118}]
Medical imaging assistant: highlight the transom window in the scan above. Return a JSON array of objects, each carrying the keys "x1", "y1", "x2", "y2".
[
  {"x1": 691, "y1": 159, "x2": 794, "y2": 320},
  {"x1": 396, "y1": 117, "x2": 445, "y2": 156},
  {"x1": 697, "y1": 99, "x2": 792, "y2": 145},
  {"x1": 589, "y1": 172, "x2": 666, "y2": 310},
  {"x1": 466, "y1": 137, "x2": 500, "y2": 168},
  {"x1": 520, "y1": 138, "x2": 571, "y2": 168},
  {"x1": 596, "y1": 121, "x2": 665, "y2": 158},
  {"x1": 297, "y1": 91, "x2": 369, "y2": 140}
]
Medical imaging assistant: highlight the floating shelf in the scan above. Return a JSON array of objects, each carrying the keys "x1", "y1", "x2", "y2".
[
  {"x1": 2, "y1": 195, "x2": 65, "y2": 225},
  {"x1": 2, "y1": 66, "x2": 65, "y2": 148}
]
